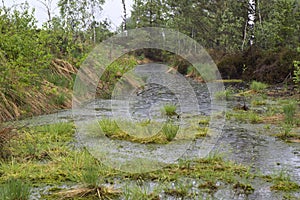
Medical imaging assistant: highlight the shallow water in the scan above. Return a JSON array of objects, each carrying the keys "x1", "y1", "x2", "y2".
[{"x1": 16, "y1": 64, "x2": 300, "y2": 199}]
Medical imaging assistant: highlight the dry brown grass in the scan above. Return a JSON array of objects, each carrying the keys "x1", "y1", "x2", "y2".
[
  {"x1": 262, "y1": 114, "x2": 285, "y2": 124},
  {"x1": 0, "y1": 126, "x2": 17, "y2": 159},
  {"x1": 55, "y1": 186, "x2": 121, "y2": 199},
  {"x1": 0, "y1": 59, "x2": 76, "y2": 123}
]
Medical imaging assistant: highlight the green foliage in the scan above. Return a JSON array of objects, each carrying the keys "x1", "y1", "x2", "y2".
[
  {"x1": 294, "y1": 60, "x2": 300, "y2": 87},
  {"x1": 129, "y1": 0, "x2": 168, "y2": 28},
  {"x1": 0, "y1": 1, "x2": 113, "y2": 122},
  {"x1": 251, "y1": 97, "x2": 267, "y2": 106},
  {"x1": 283, "y1": 102, "x2": 297, "y2": 124},
  {"x1": 58, "y1": 0, "x2": 105, "y2": 32},
  {"x1": 214, "y1": 88, "x2": 234, "y2": 100},
  {"x1": 0, "y1": 4, "x2": 52, "y2": 92},
  {"x1": 293, "y1": 47, "x2": 300, "y2": 88},
  {"x1": 129, "y1": 0, "x2": 299, "y2": 52},
  {"x1": 226, "y1": 110, "x2": 262, "y2": 124},
  {"x1": 82, "y1": 165, "x2": 100, "y2": 188},
  {"x1": 265, "y1": 171, "x2": 300, "y2": 192},
  {"x1": 250, "y1": 81, "x2": 268, "y2": 92},
  {"x1": 162, "y1": 123, "x2": 179, "y2": 141},
  {"x1": 279, "y1": 123, "x2": 293, "y2": 138},
  {"x1": 98, "y1": 118, "x2": 120, "y2": 137},
  {"x1": 255, "y1": 0, "x2": 300, "y2": 50},
  {"x1": 164, "y1": 181, "x2": 193, "y2": 197},
  {"x1": 123, "y1": 184, "x2": 159, "y2": 200},
  {"x1": 161, "y1": 104, "x2": 177, "y2": 116},
  {"x1": 99, "y1": 56, "x2": 138, "y2": 98},
  {"x1": 0, "y1": 178, "x2": 31, "y2": 200},
  {"x1": 54, "y1": 93, "x2": 66, "y2": 106}
]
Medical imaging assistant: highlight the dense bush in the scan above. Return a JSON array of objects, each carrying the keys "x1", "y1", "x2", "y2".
[{"x1": 215, "y1": 47, "x2": 300, "y2": 84}]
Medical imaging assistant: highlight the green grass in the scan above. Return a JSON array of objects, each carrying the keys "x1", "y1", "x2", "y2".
[
  {"x1": 89, "y1": 119, "x2": 182, "y2": 144},
  {"x1": 162, "y1": 123, "x2": 179, "y2": 141},
  {"x1": 251, "y1": 98, "x2": 267, "y2": 106},
  {"x1": 81, "y1": 165, "x2": 100, "y2": 188},
  {"x1": 226, "y1": 110, "x2": 262, "y2": 123},
  {"x1": 0, "y1": 178, "x2": 31, "y2": 200},
  {"x1": 214, "y1": 88, "x2": 234, "y2": 100},
  {"x1": 164, "y1": 180, "x2": 193, "y2": 198},
  {"x1": 161, "y1": 104, "x2": 177, "y2": 116},
  {"x1": 283, "y1": 102, "x2": 297, "y2": 124},
  {"x1": 46, "y1": 74, "x2": 72, "y2": 88},
  {"x1": 123, "y1": 184, "x2": 159, "y2": 200},
  {"x1": 54, "y1": 93, "x2": 66, "y2": 105},
  {"x1": 98, "y1": 118, "x2": 120, "y2": 137},
  {"x1": 273, "y1": 123, "x2": 300, "y2": 141},
  {"x1": 263, "y1": 171, "x2": 300, "y2": 192},
  {"x1": 2, "y1": 116, "x2": 299, "y2": 198},
  {"x1": 250, "y1": 81, "x2": 268, "y2": 92}
]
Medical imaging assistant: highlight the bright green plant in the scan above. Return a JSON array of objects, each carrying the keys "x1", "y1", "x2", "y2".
[
  {"x1": 283, "y1": 102, "x2": 296, "y2": 124},
  {"x1": 250, "y1": 81, "x2": 268, "y2": 92},
  {"x1": 293, "y1": 47, "x2": 300, "y2": 89},
  {"x1": 226, "y1": 110, "x2": 262, "y2": 124},
  {"x1": 280, "y1": 123, "x2": 293, "y2": 138},
  {"x1": 161, "y1": 104, "x2": 177, "y2": 116},
  {"x1": 162, "y1": 123, "x2": 179, "y2": 141},
  {"x1": 123, "y1": 184, "x2": 159, "y2": 200},
  {"x1": 98, "y1": 118, "x2": 120, "y2": 137},
  {"x1": 0, "y1": 178, "x2": 31, "y2": 200},
  {"x1": 214, "y1": 88, "x2": 234, "y2": 100},
  {"x1": 82, "y1": 165, "x2": 100, "y2": 188}
]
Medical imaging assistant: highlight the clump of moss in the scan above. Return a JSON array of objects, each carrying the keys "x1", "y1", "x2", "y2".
[
  {"x1": 263, "y1": 171, "x2": 300, "y2": 192},
  {"x1": 233, "y1": 182, "x2": 255, "y2": 195}
]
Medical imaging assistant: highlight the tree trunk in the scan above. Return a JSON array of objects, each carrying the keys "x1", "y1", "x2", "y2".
[{"x1": 122, "y1": 0, "x2": 127, "y2": 31}]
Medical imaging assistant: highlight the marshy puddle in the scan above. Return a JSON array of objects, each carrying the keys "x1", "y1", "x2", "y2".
[{"x1": 15, "y1": 64, "x2": 299, "y2": 199}]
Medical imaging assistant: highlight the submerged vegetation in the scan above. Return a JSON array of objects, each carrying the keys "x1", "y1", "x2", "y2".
[
  {"x1": 0, "y1": 0, "x2": 299, "y2": 199},
  {"x1": 1, "y1": 101, "x2": 299, "y2": 198},
  {"x1": 0, "y1": 122, "x2": 274, "y2": 199},
  {"x1": 94, "y1": 118, "x2": 180, "y2": 144}
]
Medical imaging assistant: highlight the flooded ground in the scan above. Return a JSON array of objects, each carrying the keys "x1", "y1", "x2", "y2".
[{"x1": 10, "y1": 64, "x2": 300, "y2": 199}]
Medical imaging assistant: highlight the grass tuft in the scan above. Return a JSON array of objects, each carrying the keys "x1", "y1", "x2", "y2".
[
  {"x1": 283, "y1": 102, "x2": 297, "y2": 124},
  {"x1": 82, "y1": 165, "x2": 100, "y2": 188},
  {"x1": 214, "y1": 88, "x2": 234, "y2": 100},
  {"x1": 98, "y1": 118, "x2": 120, "y2": 137},
  {"x1": 0, "y1": 178, "x2": 31, "y2": 200},
  {"x1": 264, "y1": 171, "x2": 300, "y2": 192},
  {"x1": 123, "y1": 184, "x2": 159, "y2": 200},
  {"x1": 162, "y1": 123, "x2": 179, "y2": 141},
  {"x1": 226, "y1": 110, "x2": 262, "y2": 124},
  {"x1": 250, "y1": 81, "x2": 268, "y2": 92},
  {"x1": 161, "y1": 104, "x2": 177, "y2": 116}
]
